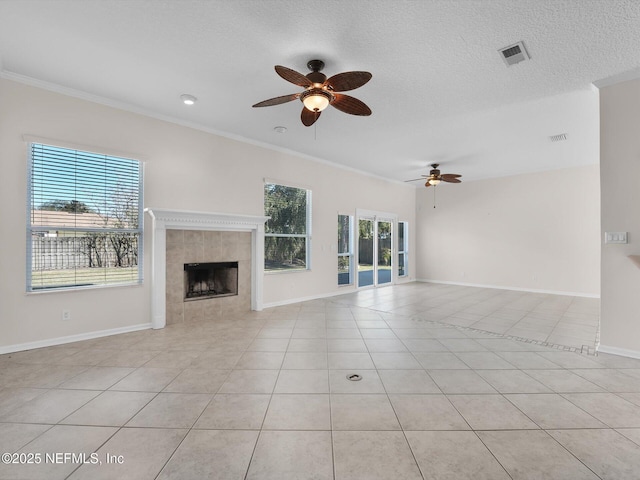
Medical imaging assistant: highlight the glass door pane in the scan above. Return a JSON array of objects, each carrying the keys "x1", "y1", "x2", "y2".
[
  {"x1": 377, "y1": 221, "x2": 392, "y2": 285},
  {"x1": 358, "y1": 218, "x2": 374, "y2": 287}
]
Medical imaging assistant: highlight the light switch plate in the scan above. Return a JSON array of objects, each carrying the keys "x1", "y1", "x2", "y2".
[{"x1": 604, "y1": 232, "x2": 628, "y2": 244}]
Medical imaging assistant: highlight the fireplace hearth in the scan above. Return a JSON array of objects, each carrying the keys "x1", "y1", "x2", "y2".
[{"x1": 184, "y1": 261, "x2": 238, "y2": 301}]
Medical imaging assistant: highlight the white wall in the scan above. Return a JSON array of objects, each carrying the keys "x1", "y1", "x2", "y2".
[
  {"x1": 599, "y1": 78, "x2": 640, "y2": 356},
  {"x1": 415, "y1": 165, "x2": 600, "y2": 296},
  {"x1": 0, "y1": 79, "x2": 415, "y2": 351}
]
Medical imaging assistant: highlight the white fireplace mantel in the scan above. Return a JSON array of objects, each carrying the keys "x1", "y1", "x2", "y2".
[{"x1": 145, "y1": 208, "x2": 269, "y2": 329}]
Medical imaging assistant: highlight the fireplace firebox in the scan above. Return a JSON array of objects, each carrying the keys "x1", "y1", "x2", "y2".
[{"x1": 184, "y1": 262, "x2": 238, "y2": 301}]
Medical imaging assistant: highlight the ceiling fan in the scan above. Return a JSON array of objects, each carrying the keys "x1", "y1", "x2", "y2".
[
  {"x1": 405, "y1": 164, "x2": 462, "y2": 187},
  {"x1": 252, "y1": 59, "x2": 372, "y2": 127}
]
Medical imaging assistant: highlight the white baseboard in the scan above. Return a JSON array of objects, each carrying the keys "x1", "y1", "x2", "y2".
[
  {"x1": 0, "y1": 323, "x2": 153, "y2": 355},
  {"x1": 417, "y1": 279, "x2": 600, "y2": 299},
  {"x1": 597, "y1": 344, "x2": 640, "y2": 359},
  {"x1": 263, "y1": 278, "x2": 419, "y2": 309},
  {"x1": 263, "y1": 289, "x2": 356, "y2": 309}
]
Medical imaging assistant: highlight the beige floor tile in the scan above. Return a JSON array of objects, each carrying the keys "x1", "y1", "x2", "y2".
[
  {"x1": 0, "y1": 388, "x2": 100, "y2": 424},
  {"x1": 291, "y1": 327, "x2": 327, "y2": 339},
  {"x1": 143, "y1": 350, "x2": 203, "y2": 369},
  {"x1": 406, "y1": 431, "x2": 510, "y2": 479},
  {"x1": 331, "y1": 394, "x2": 400, "y2": 430},
  {"x1": 401, "y1": 338, "x2": 449, "y2": 352},
  {"x1": 327, "y1": 338, "x2": 368, "y2": 352},
  {"x1": 273, "y1": 369, "x2": 329, "y2": 393},
  {"x1": 61, "y1": 391, "x2": 155, "y2": 426},
  {"x1": 328, "y1": 352, "x2": 375, "y2": 370},
  {"x1": 478, "y1": 430, "x2": 599, "y2": 480},
  {"x1": 506, "y1": 393, "x2": 606, "y2": 428},
  {"x1": 98, "y1": 350, "x2": 161, "y2": 367},
  {"x1": 523, "y1": 369, "x2": 604, "y2": 392},
  {"x1": 58, "y1": 366, "x2": 135, "y2": 390},
  {"x1": 189, "y1": 351, "x2": 242, "y2": 369},
  {"x1": 109, "y1": 367, "x2": 182, "y2": 392},
  {"x1": 69, "y1": 427, "x2": 187, "y2": 480},
  {"x1": 563, "y1": 392, "x2": 640, "y2": 427},
  {"x1": 329, "y1": 370, "x2": 386, "y2": 393},
  {"x1": 448, "y1": 394, "x2": 538, "y2": 430},
  {"x1": 162, "y1": 368, "x2": 230, "y2": 393},
  {"x1": 194, "y1": 394, "x2": 270, "y2": 429},
  {"x1": 494, "y1": 351, "x2": 563, "y2": 369},
  {"x1": 281, "y1": 352, "x2": 328, "y2": 369},
  {"x1": 246, "y1": 338, "x2": 290, "y2": 352},
  {"x1": 333, "y1": 431, "x2": 422, "y2": 480},
  {"x1": 286, "y1": 338, "x2": 328, "y2": 352},
  {"x1": 371, "y1": 352, "x2": 422, "y2": 369},
  {"x1": 0, "y1": 425, "x2": 117, "y2": 480},
  {"x1": 326, "y1": 328, "x2": 362, "y2": 338},
  {"x1": 218, "y1": 369, "x2": 279, "y2": 394},
  {"x1": 571, "y1": 368, "x2": 640, "y2": 392},
  {"x1": 0, "y1": 387, "x2": 48, "y2": 416},
  {"x1": 158, "y1": 429, "x2": 258, "y2": 480},
  {"x1": 0, "y1": 423, "x2": 51, "y2": 453},
  {"x1": 548, "y1": 428, "x2": 640, "y2": 480},
  {"x1": 5, "y1": 364, "x2": 89, "y2": 388},
  {"x1": 389, "y1": 394, "x2": 469, "y2": 430},
  {"x1": 535, "y1": 351, "x2": 603, "y2": 369},
  {"x1": 455, "y1": 352, "x2": 516, "y2": 369},
  {"x1": 127, "y1": 392, "x2": 211, "y2": 428},
  {"x1": 475, "y1": 369, "x2": 552, "y2": 393},
  {"x1": 364, "y1": 338, "x2": 408, "y2": 352},
  {"x1": 247, "y1": 431, "x2": 333, "y2": 480},
  {"x1": 378, "y1": 369, "x2": 441, "y2": 394},
  {"x1": 616, "y1": 428, "x2": 640, "y2": 446},
  {"x1": 414, "y1": 352, "x2": 469, "y2": 369},
  {"x1": 255, "y1": 328, "x2": 293, "y2": 339},
  {"x1": 235, "y1": 351, "x2": 285, "y2": 369},
  {"x1": 428, "y1": 370, "x2": 497, "y2": 394},
  {"x1": 263, "y1": 394, "x2": 330, "y2": 430},
  {"x1": 359, "y1": 328, "x2": 397, "y2": 339}
]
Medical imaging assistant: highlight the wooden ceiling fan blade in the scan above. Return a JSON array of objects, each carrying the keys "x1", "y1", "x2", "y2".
[
  {"x1": 331, "y1": 93, "x2": 372, "y2": 116},
  {"x1": 404, "y1": 178, "x2": 425, "y2": 182},
  {"x1": 326, "y1": 71, "x2": 372, "y2": 92},
  {"x1": 424, "y1": 182, "x2": 433, "y2": 187},
  {"x1": 275, "y1": 65, "x2": 313, "y2": 87},
  {"x1": 252, "y1": 93, "x2": 300, "y2": 108},
  {"x1": 441, "y1": 173, "x2": 462, "y2": 179},
  {"x1": 301, "y1": 107, "x2": 321, "y2": 127},
  {"x1": 441, "y1": 177, "x2": 462, "y2": 183}
]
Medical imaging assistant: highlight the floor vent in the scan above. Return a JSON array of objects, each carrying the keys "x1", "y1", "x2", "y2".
[{"x1": 499, "y1": 41, "x2": 530, "y2": 66}]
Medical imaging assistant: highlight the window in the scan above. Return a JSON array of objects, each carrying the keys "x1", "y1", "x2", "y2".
[
  {"x1": 27, "y1": 143, "x2": 143, "y2": 291},
  {"x1": 338, "y1": 214, "x2": 354, "y2": 285},
  {"x1": 398, "y1": 221, "x2": 408, "y2": 277},
  {"x1": 264, "y1": 182, "x2": 311, "y2": 271}
]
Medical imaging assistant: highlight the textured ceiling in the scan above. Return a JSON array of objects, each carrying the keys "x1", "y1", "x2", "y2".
[{"x1": 1, "y1": 0, "x2": 639, "y2": 183}]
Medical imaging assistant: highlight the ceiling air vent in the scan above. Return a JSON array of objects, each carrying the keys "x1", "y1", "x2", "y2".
[
  {"x1": 549, "y1": 133, "x2": 568, "y2": 142},
  {"x1": 499, "y1": 41, "x2": 529, "y2": 66}
]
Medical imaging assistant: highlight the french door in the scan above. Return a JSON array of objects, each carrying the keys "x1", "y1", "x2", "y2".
[{"x1": 357, "y1": 212, "x2": 395, "y2": 288}]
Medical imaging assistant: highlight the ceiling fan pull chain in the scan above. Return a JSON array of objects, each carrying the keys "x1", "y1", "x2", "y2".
[{"x1": 433, "y1": 185, "x2": 436, "y2": 208}]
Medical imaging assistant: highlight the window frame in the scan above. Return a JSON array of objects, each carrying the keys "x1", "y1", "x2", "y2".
[
  {"x1": 26, "y1": 141, "x2": 144, "y2": 292},
  {"x1": 338, "y1": 214, "x2": 354, "y2": 286},
  {"x1": 398, "y1": 221, "x2": 408, "y2": 278},
  {"x1": 263, "y1": 181, "x2": 312, "y2": 273}
]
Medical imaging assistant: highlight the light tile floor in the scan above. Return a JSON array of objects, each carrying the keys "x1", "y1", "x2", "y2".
[{"x1": 2, "y1": 283, "x2": 639, "y2": 480}]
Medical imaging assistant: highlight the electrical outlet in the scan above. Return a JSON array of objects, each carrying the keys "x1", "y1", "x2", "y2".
[{"x1": 62, "y1": 310, "x2": 71, "y2": 321}]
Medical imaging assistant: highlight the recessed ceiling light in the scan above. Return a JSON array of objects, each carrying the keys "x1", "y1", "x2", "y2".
[
  {"x1": 273, "y1": 126, "x2": 287, "y2": 133},
  {"x1": 180, "y1": 94, "x2": 197, "y2": 105}
]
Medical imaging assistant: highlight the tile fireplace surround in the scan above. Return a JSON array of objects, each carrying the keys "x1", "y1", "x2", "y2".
[{"x1": 145, "y1": 209, "x2": 269, "y2": 330}]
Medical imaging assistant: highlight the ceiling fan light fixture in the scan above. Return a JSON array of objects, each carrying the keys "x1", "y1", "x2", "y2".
[
  {"x1": 301, "y1": 89, "x2": 331, "y2": 112},
  {"x1": 429, "y1": 178, "x2": 441, "y2": 185}
]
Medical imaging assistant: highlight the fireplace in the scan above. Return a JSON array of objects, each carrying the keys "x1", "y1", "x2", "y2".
[
  {"x1": 184, "y1": 262, "x2": 238, "y2": 300},
  {"x1": 145, "y1": 208, "x2": 268, "y2": 329}
]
